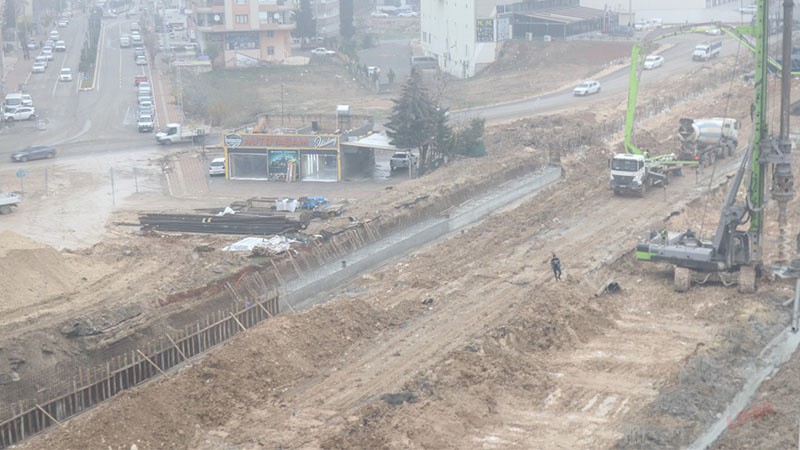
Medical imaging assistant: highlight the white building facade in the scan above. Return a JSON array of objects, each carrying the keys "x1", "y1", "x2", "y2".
[{"x1": 420, "y1": 0, "x2": 509, "y2": 79}]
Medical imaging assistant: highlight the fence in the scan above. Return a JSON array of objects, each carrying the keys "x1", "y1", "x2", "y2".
[{"x1": 0, "y1": 295, "x2": 278, "y2": 449}]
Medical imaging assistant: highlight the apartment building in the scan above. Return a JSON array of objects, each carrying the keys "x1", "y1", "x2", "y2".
[{"x1": 188, "y1": 0, "x2": 296, "y2": 67}]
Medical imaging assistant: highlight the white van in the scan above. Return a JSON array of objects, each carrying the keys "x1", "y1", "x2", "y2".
[{"x1": 3, "y1": 93, "x2": 24, "y2": 111}]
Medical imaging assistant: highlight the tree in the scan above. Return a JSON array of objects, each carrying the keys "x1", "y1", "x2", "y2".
[
  {"x1": 339, "y1": 0, "x2": 354, "y2": 39},
  {"x1": 385, "y1": 67, "x2": 450, "y2": 174},
  {"x1": 292, "y1": 0, "x2": 316, "y2": 40},
  {"x1": 453, "y1": 117, "x2": 486, "y2": 157}
]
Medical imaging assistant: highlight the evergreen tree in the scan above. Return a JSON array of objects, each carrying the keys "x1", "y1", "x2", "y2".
[
  {"x1": 292, "y1": 0, "x2": 316, "y2": 40},
  {"x1": 385, "y1": 68, "x2": 447, "y2": 174},
  {"x1": 455, "y1": 117, "x2": 486, "y2": 157},
  {"x1": 339, "y1": 0, "x2": 354, "y2": 39}
]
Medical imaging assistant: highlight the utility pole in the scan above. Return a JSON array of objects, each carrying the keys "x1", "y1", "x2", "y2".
[{"x1": 280, "y1": 83, "x2": 285, "y2": 129}]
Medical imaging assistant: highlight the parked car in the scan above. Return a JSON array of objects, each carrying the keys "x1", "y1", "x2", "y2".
[
  {"x1": 134, "y1": 75, "x2": 148, "y2": 86},
  {"x1": 3, "y1": 106, "x2": 36, "y2": 121},
  {"x1": 57, "y1": 18, "x2": 69, "y2": 27},
  {"x1": 311, "y1": 47, "x2": 336, "y2": 56},
  {"x1": 41, "y1": 46, "x2": 54, "y2": 61},
  {"x1": 136, "y1": 55, "x2": 147, "y2": 65},
  {"x1": 32, "y1": 61, "x2": 47, "y2": 73},
  {"x1": 58, "y1": 68, "x2": 73, "y2": 82},
  {"x1": 21, "y1": 94, "x2": 32, "y2": 107},
  {"x1": 49, "y1": 30, "x2": 60, "y2": 40},
  {"x1": 390, "y1": 151, "x2": 418, "y2": 171},
  {"x1": 370, "y1": 11, "x2": 389, "y2": 18},
  {"x1": 705, "y1": 28, "x2": 721, "y2": 36},
  {"x1": 11, "y1": 145, "x2": 55, "y2": 162},
  {"x1": 397, "y1": 11, "x2": 418, "y2": 17},
  {"x1": 138, "y1": 105, "x2": 155, "y2": 117},
  {"x1": 643, "y1": 54, "x2": 664, "y2": 69},
  {"x1": 208, "y1": 158, "x2": 226, "y2": 176},
  {"x1": 34, "y1": 55, "x2": 48, "y2": 66},
  {"x1": 138, "y1": 82, "x2": 152, "y2": 94},
  {"x1": 26, "y1": 41, "x2": 39, "y2": 50},
  {"x1": 54, "y1": 40, "x2": 67, "y2": 52},
  {"x1": 573, "y1": 80, "x2": 601, "y2": 96},
  {"x1": 137, "y1": 114, "x2": 154, "y2": 133}
]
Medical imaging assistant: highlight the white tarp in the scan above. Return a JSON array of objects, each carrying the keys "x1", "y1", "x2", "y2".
[
  {"x1": 223, "y1": 236, "x2": 297, "y2": 253},
  {"x1": 276, "y1": 198, "x2": 298, "y2": 212}
]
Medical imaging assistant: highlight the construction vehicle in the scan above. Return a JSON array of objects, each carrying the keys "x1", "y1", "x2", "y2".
[
  {"x1": 636, "y1": 0, "x2": 794, "y2": 293},
  {"x1": 610, "y1": 32, "x2": 697, "y2": 196},
  {"x1": 0, "y1": 192, "x2": 21, "y2": 215},
  {"x1": 677, "y1": 117, "x2": 739, "y2": 166},
  {"x1": 155, "y1": 123, "x2": 208, "y2": 145}
]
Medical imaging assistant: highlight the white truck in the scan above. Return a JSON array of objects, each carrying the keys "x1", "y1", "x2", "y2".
[
  {"x1": 692, "y1": 41, "x2": 722, "y2": 61},
  {"x1": 677, "y1": 117, "x2": 739, "y2": 166},
  {"x1": 609, "y1": 153, "x2": 691, "y2": 196},
  {"x1": 0, "y1": 192, "x2": 21, "y2": 215},
  {"x1": 155, "y1": 123, "x2": 209, "y2": 144}
]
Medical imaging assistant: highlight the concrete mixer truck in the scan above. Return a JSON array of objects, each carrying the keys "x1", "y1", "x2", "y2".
[{"x1": 677, "y1": 117, "x2": 739, "y2": 166}]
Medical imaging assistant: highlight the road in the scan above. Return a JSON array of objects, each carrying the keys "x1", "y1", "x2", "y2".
[
  {"x1": 0, "y1": 13, "x2": 161, "y2": 164},
  {"x1": 454, "y1": 32, "x2": 742, "y2": 124}
]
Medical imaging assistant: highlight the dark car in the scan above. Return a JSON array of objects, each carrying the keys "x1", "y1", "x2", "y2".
[{"x1": 12, "y1": 145, "x2": 56, "y2": 162}]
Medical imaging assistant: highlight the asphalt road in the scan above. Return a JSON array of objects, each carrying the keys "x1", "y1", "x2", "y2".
[
  {"x1": 0, "y1": 13, "x2": 160, "y2": 164},
  {"x1": 453, "y1": 32, "x2": 743, "y2": 124}
]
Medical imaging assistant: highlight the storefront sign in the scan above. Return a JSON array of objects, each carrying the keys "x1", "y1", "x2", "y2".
[
  {"x1": 230, "y1": 134, "x2": 339, "y2": 150},
  {"x1": 224, "y1": 133, "x2": 243, "y2": 148}
]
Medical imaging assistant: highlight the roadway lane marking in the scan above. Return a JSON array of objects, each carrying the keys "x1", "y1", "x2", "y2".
[
  {"x1": 94, "y1": 21, "x2": 106, "y2": 92},
  {"x1": 119, "y1": 21, "x2": 124, "y2": 89}
]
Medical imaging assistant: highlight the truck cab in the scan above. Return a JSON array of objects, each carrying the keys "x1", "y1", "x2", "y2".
[
  {"x1": 610, "y1": 154, "x2": 647, "y2": 194},
  {"x1": 155, "y1": 124, "x2": 181, "y2": 143}
]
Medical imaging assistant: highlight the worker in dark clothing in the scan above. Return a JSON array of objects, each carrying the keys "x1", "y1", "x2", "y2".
[{"x1": 550, "y1": 254, "x2": 562, "y2": 281}]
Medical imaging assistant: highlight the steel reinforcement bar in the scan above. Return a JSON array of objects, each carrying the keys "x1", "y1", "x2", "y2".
[{"x1": 0, "y1": 296, "x2": 279, "y2": 448}]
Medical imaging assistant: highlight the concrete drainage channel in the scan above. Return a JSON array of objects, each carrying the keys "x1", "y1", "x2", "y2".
[{"x1": 282, "y1": 165, "x2": 561, "y2": 312}]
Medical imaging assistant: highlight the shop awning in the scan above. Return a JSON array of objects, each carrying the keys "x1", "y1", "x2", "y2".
[{"x1": 343, "y1": 133, "x2": 407, "y2": 151}]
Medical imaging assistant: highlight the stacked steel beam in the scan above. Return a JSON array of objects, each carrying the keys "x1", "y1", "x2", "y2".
[{"x1": 139, "y1": 213, "x2": 306, "y2": 235}]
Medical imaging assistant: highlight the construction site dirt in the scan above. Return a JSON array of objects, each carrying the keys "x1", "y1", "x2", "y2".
[{"x1": 5, "y1": 39, "x2": 800, "y2": 449}]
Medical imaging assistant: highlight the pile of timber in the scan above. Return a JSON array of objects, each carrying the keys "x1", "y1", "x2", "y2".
[{"x1": 139, "y1": 212, "x2": 306, "y2": 235}]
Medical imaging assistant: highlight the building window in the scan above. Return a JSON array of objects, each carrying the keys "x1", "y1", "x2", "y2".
[
  {"x1": 268, "y1": 46, "x2": 275, "y2": 55},
  {"x1": 236, "y1": 0, "x2": 247, "y2": 4},
  {"x1": 266, "y1": 30, "x2": 274, "y2": 37},
  {"x1": 235, "y1": 14, "x2": 249, "y2": 23}
]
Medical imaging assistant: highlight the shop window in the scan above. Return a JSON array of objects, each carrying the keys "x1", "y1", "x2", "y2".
[
  {"x1": 235, "y1": 14, "x2": 249, "y2": 24},
  {"x1": 267, "y1": 46, "x2": 275, "y2": 55}
]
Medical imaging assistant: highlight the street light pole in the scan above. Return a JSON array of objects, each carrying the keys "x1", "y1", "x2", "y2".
[{"x1": 280, "y1": 83, "x2": 284, "y2": 130}]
